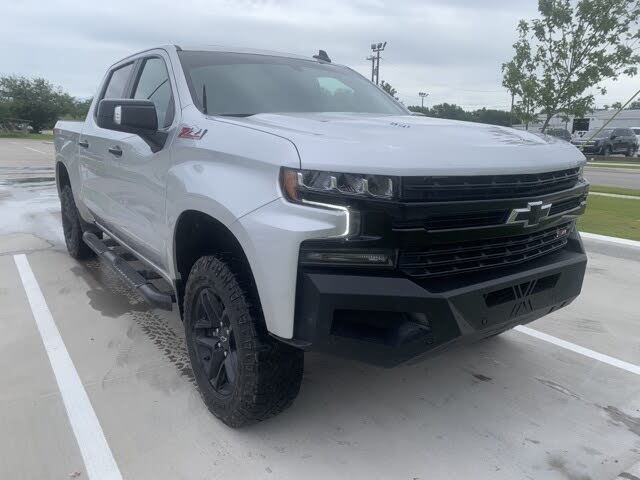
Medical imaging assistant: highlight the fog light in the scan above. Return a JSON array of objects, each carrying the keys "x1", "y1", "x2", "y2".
[{"x1": 300, "y1": 250, "x2": 395, "y2": 268}]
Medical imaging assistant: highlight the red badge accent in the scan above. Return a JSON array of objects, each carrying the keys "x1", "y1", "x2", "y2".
[{"x1": 178, "y1": 126, "x2": 208, "y2": 139}]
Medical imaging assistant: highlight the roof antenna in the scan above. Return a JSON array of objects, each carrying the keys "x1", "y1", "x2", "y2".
[
  {"x1": 313, "y1": 50, "x2": 331, "y2": 63},
  {"x1": 202, "y1": 84, "x2": 208, "y2": 114}
]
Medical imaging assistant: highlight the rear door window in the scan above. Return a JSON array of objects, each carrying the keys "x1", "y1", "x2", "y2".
[
  {"x1": 132, "y1": 57, "x2": 175, "y2": 128},
  {"x1": 102, "y1": 63, "x2": 135, "y2": 99}
]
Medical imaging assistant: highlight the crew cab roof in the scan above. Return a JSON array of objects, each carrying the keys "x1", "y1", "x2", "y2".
[
  {"x1": 176, "y1": 44, "x2": 313, "y2": 61},
  {"x1": 107, "y1": 45, "x2": 329, "y2": 72}
]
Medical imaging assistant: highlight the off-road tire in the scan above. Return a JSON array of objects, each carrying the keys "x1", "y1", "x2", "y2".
[
  {"x1": 602, "y1": 145, "x2": 613, "y2": 156},
  {"x1": 183, "y1": 255, "x2": 304, "y2": 428},
  {"x1": 625, "y1": 146, "x2": 635, "y2": 157},
  {"x1": 60, "y1": 185, "x2": 96, "y2": 260}
]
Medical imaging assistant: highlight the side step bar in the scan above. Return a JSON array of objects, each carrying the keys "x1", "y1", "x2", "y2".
[{"x1": 82, "y1": 232, "x2": 173, "y2": 311}]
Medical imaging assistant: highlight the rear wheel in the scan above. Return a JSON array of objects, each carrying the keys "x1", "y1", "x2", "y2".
[
  {"x1": 183, "y1": 255, "x2": 304, "y2": 427},
  {"x1": 625, "y1": 146, "x2": 635, "y2": 157},
  {"x1": 60, "y1": 185, "x2": 96, "y2": 260}
]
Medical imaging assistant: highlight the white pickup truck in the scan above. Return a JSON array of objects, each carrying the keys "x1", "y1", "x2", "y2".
[{"x1": 55, "y1": 45, "x2": 589, "y2": 427}]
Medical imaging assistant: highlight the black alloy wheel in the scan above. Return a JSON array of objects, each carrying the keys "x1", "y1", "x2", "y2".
[{"x1": 192, "y1": 287, "x2": 238, "y2": 396}]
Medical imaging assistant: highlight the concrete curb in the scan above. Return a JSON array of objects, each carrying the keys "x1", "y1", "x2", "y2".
[
  {"x1": 589, "y1": 192, "x2": 640, "y2": 200},
  {"x1": 615, "y1": 460, "x2": 640, "y2": 480},
  {"x1": 580, "y1": 231, "x2": 640, "y2": 249}
]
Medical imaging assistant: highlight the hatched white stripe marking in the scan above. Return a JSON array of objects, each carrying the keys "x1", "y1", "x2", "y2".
[
  {"x1": 13, "y1": 254, "x2": 123, "y2": 480},
  {"x1": 515, "y1": 326, "x2": 640, "y2": 376}
]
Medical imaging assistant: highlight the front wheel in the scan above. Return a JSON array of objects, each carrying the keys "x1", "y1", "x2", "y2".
[
  {"x1": 60, "y1": 185, "x2": 96, "y2": 260},
  {"x1": 183, "y1": 256, "x2": 304, "y2": 427},
  {"x1": 602, "y1": 145, "x2": 612, "y2": 157}
]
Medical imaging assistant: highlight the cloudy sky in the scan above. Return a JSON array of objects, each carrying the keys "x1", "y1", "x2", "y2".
[{"x1": 1, "y1": 0, "x2": 637, "y2": 110}]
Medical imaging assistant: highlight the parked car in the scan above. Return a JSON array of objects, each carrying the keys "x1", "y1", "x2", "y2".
[
  {"x1": 632, "y1": 127, "x2": 640, "y2": 152},
  {"x1": 546, "y1": 128, "x2": 572, "y2": 142},
  {"x1": 54, "y1": 45, "x2": 589, "y2": 427},
  {"x1": 572, "y1": 127, "x2": 638, "y2": 156}
]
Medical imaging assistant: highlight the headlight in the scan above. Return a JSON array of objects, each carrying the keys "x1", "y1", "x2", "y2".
[{"x1": 281, "y1": 168, "x2": 397, "y2": 203}]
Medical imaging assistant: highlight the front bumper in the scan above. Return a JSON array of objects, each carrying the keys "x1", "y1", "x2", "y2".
[
  {"x1": 289, "y1": 231, "x2": 587, "y2": 367},
  {"x1": 572, "y1": 144, "x2": 601, "y2": 154}
]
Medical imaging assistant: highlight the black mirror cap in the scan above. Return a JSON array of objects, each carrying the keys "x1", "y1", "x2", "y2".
[{"x1": 97, "y1": 99, "x2": 158, "y2": 134}]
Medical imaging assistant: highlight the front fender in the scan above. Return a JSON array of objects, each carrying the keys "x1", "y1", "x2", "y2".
[{"x1": 164, "y1": 121, "x2": 300, "y2": 279}]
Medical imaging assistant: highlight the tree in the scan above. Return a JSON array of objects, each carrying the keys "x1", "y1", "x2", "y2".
[
  {"x1": 71, "y1": 98, "x2": 93, "y2": 120},
  {"x1": 380, "y1": 80, "x2": 398, "y2": 99},
  {"x1": 407, "y1": 104, "x2": 517, "y2": 126},
  {"x1": 502, "y1": 20, "x2": 540, "y2": 129},
  {"x1": 428, "y1": 103, "x2": 469, "y2": 121},
  {"x1": 503, "y1": 0, "x2": 640, "y2": 132},
  {"x1": 470, "y1": 108, "x2": 516, "y2": 127},
  {"x1": 611, "y1": 101, "x2": 623, "y2": 110},
  {"x1": 628, "y1": 100, "x2": 640, "y2": 109},
  {"x1": 0, "y1": 76, "x2": 74, "y2": 132}
]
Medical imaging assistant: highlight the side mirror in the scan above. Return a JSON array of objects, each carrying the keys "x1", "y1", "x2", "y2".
[
  {"x1": 97, "y1": 99, "x2": 158, "y2": 135},
  {"x1": 610, "y1": 134, "x2": 617, "y2": 139}
]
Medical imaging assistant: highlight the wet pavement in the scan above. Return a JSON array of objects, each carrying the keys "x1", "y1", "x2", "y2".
[{"x1": 1, "y1": 138, "x2": 639, "y2": 480}]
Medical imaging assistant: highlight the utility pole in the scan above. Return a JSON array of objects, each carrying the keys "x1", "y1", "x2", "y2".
[
  {"x1": 419, "y1": 92, "x2": 429, "y2": 109},
  {"x1": 370, "y1": 42, "x2": 387, "y2": 85},
  {"x1": 509, "y1": 92, "x2": 515, "y2": 127},
  {"x1": 366, "y1": 55, "x2": 375, "y2": 82}
]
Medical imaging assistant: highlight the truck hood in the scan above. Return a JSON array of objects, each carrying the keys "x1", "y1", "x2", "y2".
[{"x1": 219, "y1": 112, "x2": 586, "y2": 175}]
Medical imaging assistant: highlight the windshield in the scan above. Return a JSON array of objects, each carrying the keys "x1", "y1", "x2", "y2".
[
  {"x1": 593, "y1": 128, "x2": 614, "y2": 138},
  {"x1": 178, "y1": 51, "x2": 407, "y2": 116},
  {"x1": 633, "y1": 128, "x2": 640, "y2": 135}
]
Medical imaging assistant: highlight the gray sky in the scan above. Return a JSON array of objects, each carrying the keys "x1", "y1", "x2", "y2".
[{"x1": 1, "y1": 0, "x2": 637, "y2": 110}]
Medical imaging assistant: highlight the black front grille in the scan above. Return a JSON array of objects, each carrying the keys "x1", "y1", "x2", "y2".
[
  {"x1": 393, "y1": 210, "x2": 508, "y2": 231},
  {"x1": 549, "y1": 195, "x2": 585, "y2": 216},
  {"x1": 398, "y1": 222, "x2": 573, "y2": 278},
  {"x1": 401, "y1": 168, "x2": 581, "y2": 202}
]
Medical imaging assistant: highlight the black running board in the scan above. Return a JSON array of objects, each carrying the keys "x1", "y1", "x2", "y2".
[{"x1": 82, "y1": 232, "x2": 173, "y2": 311}]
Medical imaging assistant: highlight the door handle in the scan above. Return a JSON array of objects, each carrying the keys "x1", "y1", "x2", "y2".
[
  {"x1": 78, "y1": 140, "x2": 89, "y2": 148},
  {"x1": 108, "y1": 146, "x2": 123, "y2": 157}
]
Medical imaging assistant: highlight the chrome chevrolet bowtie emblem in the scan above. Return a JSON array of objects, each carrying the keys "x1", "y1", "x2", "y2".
[{"x1": 507, "y1": 201, "x2": 552, "y2": 227}]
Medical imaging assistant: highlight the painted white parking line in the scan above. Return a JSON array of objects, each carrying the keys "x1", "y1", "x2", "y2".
[
  {"x1": 589, "y1": 192, "x2": 640, "y2": 200},
  {"x1": 13, "y1": 254, "x2": 123, "y2": 480},
  {"x1": 515, "y1": 326, "x2": 640, "y2": 376},
  {"x1": 580, "y1": 231, "x2": 640, "y2": 248},
  {"x1": 23, "y1": 146, "x2": 47, "y2": 155}
]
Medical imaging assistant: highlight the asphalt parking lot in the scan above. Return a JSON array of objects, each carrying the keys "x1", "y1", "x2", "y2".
[
  {"x1": 1, "y1": 138, "x2": 639, "y2": 480},
  {"x1": 584, "y1": 166, "x2": 640, "y2": 189}
]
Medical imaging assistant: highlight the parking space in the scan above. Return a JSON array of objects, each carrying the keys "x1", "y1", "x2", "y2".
[{"x1": 1, "y1": 138, "x2": 639, "y2": 479}]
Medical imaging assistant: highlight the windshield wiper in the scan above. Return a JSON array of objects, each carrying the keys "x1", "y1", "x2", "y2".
[{"x1": 218, "y1": 113, "x2": 256, "y2": 117}]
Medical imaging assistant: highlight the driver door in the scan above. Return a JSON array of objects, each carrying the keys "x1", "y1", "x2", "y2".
[{"x1": 101, "y1": 52, "x2": 179, "y2": 271}]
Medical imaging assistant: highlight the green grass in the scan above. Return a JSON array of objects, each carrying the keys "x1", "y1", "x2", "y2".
[
  {"x1": 586, "y1": 163, "x2": 640, "y2": 170},
  {"x1": 579, "y1": 194, "x2": 640, "y2": 241},
  {"x1": 0, "y1": 132, "x2": 54, "y2": 140},
  {"x1": 590, "y1": 186, "x2": 640, "y2": 197}
]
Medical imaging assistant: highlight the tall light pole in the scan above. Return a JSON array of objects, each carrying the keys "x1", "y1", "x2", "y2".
[
  {"x1": 366, "y1": 55, "x2": 375, "y2": 82},
  {"x1": 419, "y1": 92, "x2": 429, "y2": 109},
  {"x1": 370, "y1": 42, "x2": 387, "y2": 85}
]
